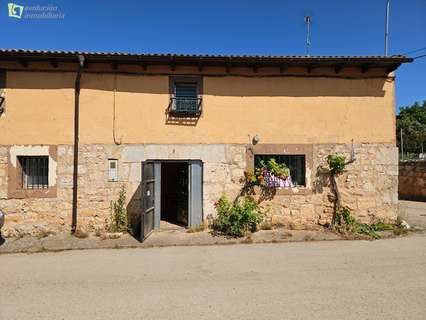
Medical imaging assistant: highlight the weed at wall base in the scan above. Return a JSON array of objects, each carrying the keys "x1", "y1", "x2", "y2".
[{"x1": 108, "y1": 185, "x2": 128, "y2": 233}]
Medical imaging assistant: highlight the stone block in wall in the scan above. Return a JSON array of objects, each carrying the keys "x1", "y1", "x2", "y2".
[
  {"x1": 0, "y1": 148, "x2": 8, "y2": 164},
  {"x1": 386, "y1": 165, "x2": 398, "y2": 176},
  {"x1": 230, "y1": 167, "x2": 244, "y2": 183},
  {"x1": 0, "y1": 166, "x2": 6, "y2": 178},
  {"x1": 203, "y1": 183, "x2": 226, "y2": 198},
  {"x1": 357, "y1": 197, "x2": 376, "y2": 210},
  {"x1": 300, "y1": 204, "x2": 317, "y2": 220},
  {"x1": 226, "y1": 145, "x2": 246, "y2": 166},
  {"x1": 197, "y1": 145, "x2": 227, "y2": 163},
  {"x1": 129, "y1": 163, "x2": 141, "y2": 182},
  {"x1": 122, "y1": 146, "x2": 145, "y2": 163},
  {"x1": 121, "y1": 163, "x2": 130, "y2": 181},
  {"x1": 271, "y1": 214, "x2": 292, "y2": 227},
  {"x1": 204, "y1": 163, "x2": 230, "y2": 183},
  {"x1": 373, "y1": 206, "x2": 397, "y2": 223},
  {"x1": 0, "y1": 188, "x2": 7, "y2": 199},
  {"x1": 376, "y1": 147, "x2": 398, "y2": 165}
]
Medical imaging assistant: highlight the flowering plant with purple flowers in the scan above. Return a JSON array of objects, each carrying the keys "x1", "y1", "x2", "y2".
[{"x1": 242, "y1": 158, "x2": 293, "y2": 188}]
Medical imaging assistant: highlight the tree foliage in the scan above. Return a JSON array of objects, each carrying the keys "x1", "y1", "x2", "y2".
[
  {"x1": 326, "y1": 154, "x2": 346, "y2": 175},
  {"x1": 397, "y1": 100, "x2": 426, "y2": 155}
]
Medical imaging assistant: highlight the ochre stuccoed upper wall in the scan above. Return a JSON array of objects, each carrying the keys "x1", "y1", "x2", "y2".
[{"x1": 0, "y1": 70, "x2": 396, "y2": 145}]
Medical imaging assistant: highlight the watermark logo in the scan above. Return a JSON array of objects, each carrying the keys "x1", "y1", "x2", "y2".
[
  {"x1": 7, "y1": 3, "x2": 65, "y2": 19},
  {"x1": 8, "y1": 3, "x2": 24, "y2": 19}
]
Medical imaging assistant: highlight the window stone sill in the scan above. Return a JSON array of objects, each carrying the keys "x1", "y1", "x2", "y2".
[{"x1": 253, "y1": 186, "x2": 313, "y2": 196}]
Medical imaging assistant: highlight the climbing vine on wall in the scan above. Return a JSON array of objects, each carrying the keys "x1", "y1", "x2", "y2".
[{"x1": 325, "y1": 153, "x2": 394, "y2": 238}]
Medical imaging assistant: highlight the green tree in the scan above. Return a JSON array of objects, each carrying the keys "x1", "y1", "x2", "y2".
[{"x1": 397, "y1": 100, "x2": 426, "y2": 156}]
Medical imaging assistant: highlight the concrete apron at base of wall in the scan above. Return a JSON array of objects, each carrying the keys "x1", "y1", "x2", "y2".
[
  {"x1": 0, "y1": 143, "x2": 398, "y2": 237},
  {"x1": 398, "y1": 200, "x2": 426, "y2": 228}
]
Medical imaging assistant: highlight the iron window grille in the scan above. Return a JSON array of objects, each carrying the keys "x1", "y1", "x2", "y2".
[
  {"x1": 0, "y1": 70, "x2": 5, "y2": 116},
  {"x1": 168, "y1": 82, "x2": 202, "y2": 117},
  {"x1": 18, "y1": 156, "x2": 49, "y2": 189},
  {"x1": 0, "y1": 96, "x2": 4, "y2": 116},
  {"x1": 254, "y1": 155, "x2": 306, "y2": 186}
]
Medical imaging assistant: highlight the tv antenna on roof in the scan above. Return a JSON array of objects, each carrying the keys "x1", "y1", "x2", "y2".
[
  {"x1": 384, "y1": 0, "x2": 390, "y2": 56},
  {"x1": 304, "y1": 16, "x2": 312, "y2": 56}
]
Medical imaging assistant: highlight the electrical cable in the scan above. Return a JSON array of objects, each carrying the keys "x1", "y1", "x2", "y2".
[
  {"x1": 391, "y1": 46, "x2": 426, "y2": 58},
  {"x1": 413, "y1": 54, "x2": 426, "y2": 60},
  {"x1": 402, "y1": 46, "x2": 426, "y2": 56}
]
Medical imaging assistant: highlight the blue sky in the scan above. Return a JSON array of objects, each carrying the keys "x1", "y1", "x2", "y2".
[{"x1": 0, "y1": 0, "x2": 425, "y2": 110}]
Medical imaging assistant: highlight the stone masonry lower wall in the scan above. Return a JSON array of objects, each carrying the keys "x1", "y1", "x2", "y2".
[
  {"x1": 0, "y1": 143, "x2": 398, "y2": 236},
  {"x1": 263, "y1": 144, "x2": 398, "y2": 229},
  {"x1": 0, "y1": 144, "x2": 246, "y2": 237}
]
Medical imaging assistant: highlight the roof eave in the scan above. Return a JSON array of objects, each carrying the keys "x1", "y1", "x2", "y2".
[{"x1": 0, "y1": 49, "x2": 413, "y2": 69}]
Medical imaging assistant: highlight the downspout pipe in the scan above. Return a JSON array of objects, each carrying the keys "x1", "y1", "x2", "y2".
[{"x1": 71, "y1": 54, "x2": 85, "y2": 234}]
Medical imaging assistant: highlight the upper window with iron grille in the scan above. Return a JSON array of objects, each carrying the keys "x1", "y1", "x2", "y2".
[
  {"x1": 174, "y1": 82, "x2": 198, "y2": 113},
  {"x1": 169, "y1": 76, "x2": 202, "y2": 117}
]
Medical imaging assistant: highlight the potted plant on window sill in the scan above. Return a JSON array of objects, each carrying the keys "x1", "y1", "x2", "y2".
[{"x1": 243, "y1": 159, "x2": 294, "y2": 190}]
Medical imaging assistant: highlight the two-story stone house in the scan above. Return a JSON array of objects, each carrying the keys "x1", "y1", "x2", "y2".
[{"x1": 0, "y1": 49, "x2": 411, "y2": 239}]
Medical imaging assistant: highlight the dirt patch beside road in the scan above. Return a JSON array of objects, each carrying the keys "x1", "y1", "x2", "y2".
[{"x1": 0, "y1": 228, "x2": 346, "y2": 254}]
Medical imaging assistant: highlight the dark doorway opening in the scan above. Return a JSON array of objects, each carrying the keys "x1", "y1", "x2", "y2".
[{"x1": 161, "y1": 162, "x2": 189, "y2": 228}]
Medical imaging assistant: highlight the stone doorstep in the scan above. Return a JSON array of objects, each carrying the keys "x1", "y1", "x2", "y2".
[{"x1": 1, "y1": 228, "x2": 418, "y2": 255}]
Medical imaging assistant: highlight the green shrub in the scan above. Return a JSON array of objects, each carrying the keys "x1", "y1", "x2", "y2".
[
  {"x1": 212, "y1": 196, "x2": 264, "y2": 237},
  {"x1": 370, "y1": 222, "x2": 394, "y2": 231},
  {"x1": 326, "y1": 154, "x2": 346, "y2": 175},
  {"x1": 351, "y1": 223, "x2": 380, "y2": 239},
  {"x1": 108, "y1": 185, "x2": 128, "y2": 233}
]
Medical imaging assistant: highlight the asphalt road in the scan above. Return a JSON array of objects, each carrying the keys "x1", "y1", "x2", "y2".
[{"x1": 1, "y1": 234, "x2": 426, "y2": 320}]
